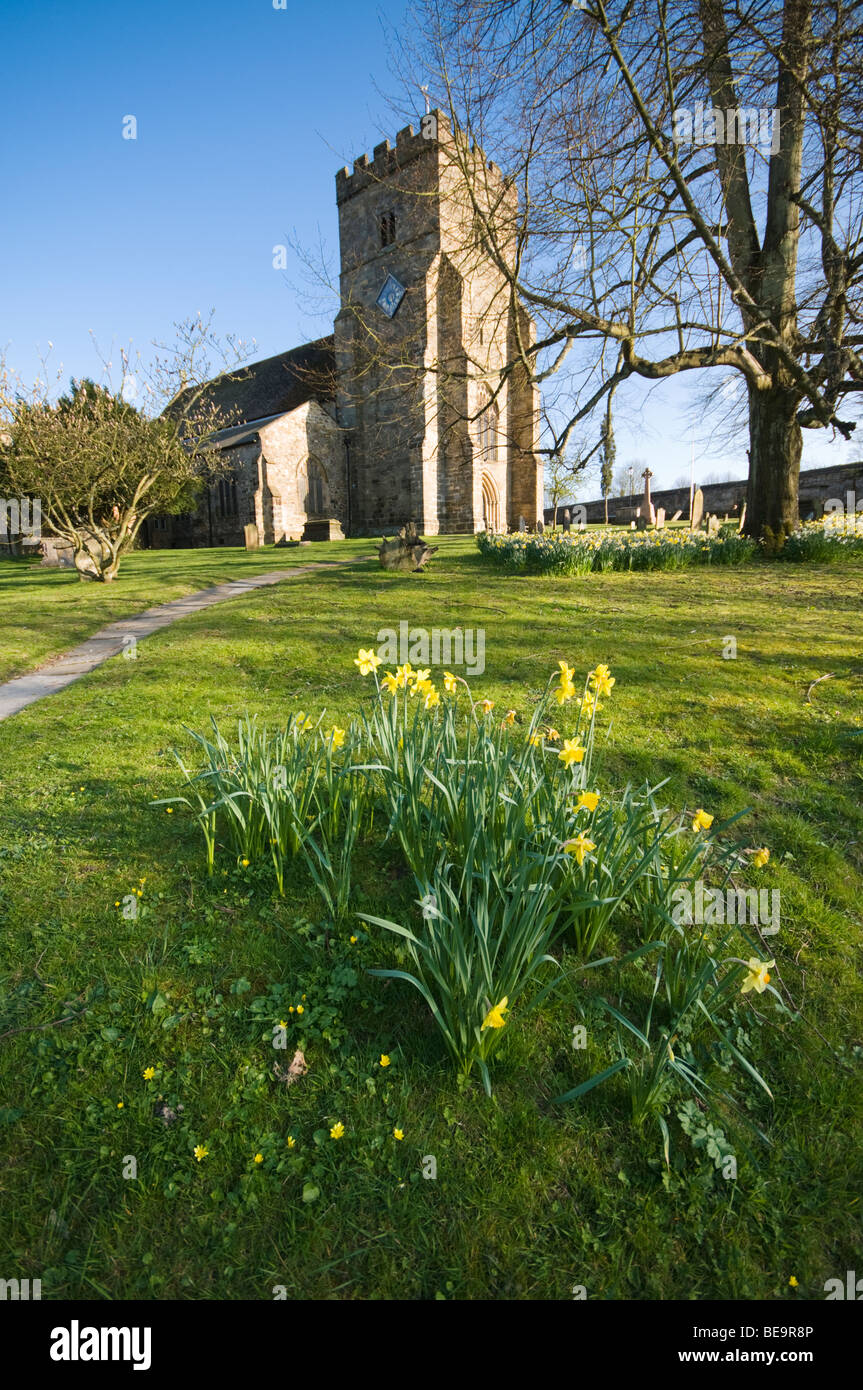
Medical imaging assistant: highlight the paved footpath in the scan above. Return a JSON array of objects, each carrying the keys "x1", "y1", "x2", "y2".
[{"x1": 0, "y1": 558, "x2": 370, "y2": 723}]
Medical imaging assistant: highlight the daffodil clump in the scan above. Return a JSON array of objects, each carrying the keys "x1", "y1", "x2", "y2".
[{"x1": 477, "y1": 526, "x2": 756, "y2": 575}]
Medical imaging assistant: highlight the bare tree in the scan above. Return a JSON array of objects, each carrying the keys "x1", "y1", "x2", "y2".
[{"x1": 408, "y1": 0, "x2": 863, "y2": 539}]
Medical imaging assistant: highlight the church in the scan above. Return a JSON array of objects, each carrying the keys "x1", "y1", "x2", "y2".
[{"x1": 143, "y1": 112, "x2": 543, "y2": 547}]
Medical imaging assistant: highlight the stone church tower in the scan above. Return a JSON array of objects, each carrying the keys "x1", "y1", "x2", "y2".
[
  {"x1": 148, "y1": 112, "x2": 542, "y2": 548},
  {"x1": 334, "y1": 112, "x2": 542, "y2": 535}
]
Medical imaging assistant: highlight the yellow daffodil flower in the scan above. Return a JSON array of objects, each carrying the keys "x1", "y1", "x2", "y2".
[
  {"x1": 354, "y1": 648, "x2": 383, "y2": 676},
  {"x1": 395, "y1": 663, "x2": 413, "y2": 687},
  {"x1": 528, "y1": 733, "x2": 542, "y2": 747},
  {"x1": 692, "y1": 808, "x2": 714, "y2": 832},
  {"x1": 563, "y1": 832, "x2": 595, "y2": 866},
  {"x1": 327, "y1": 727, "x2": 346, "y2": 750},
  {"x1": 545, "y1": 727, "x2": 560, "y2": 742},
  {"x1": 443, "y1": 671, "x2": 458, "y2": 693},
  {"x1": 480, "y1": 698, "x2": 495, "y2": 714},
  {"x1": 741, "y1": 958, "x2": 774, "y2": 995},
  {"x1": 752, "y1": 847, "x2": 770, "y2": 868},
  {"x1": 589, "y1": 666, "x2": 615, "y2": 697},
  {"x1": 503, "y1": 709, "x2": 516, "y2": 725},
  {"x1": 481, "y1": 996, "x2": 509, "y2": 1030},
  {"x1": 381, "y1": 672, "x2": 400, "y2": 695},
  {"x1": 558, "y1": 738, "x2": 585, "y2": 767},
  {"x1": 555, "y1": 679, "x2": 576, "y2": 705},
  {"x1": 576, "y1": 791, "x2": 599, "y2": 812},
  {"x1": 557, "y1": 660, "x2": 575, "y2": 684},
  {"x1": 424, "y1": 687, "x2": 440, "y2": 710}
]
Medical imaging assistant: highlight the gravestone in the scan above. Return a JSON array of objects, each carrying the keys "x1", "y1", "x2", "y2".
[
  {"x1": 378, "y1": 523, "x2": 438, "y2": 572},
  {"x1": 635, "y1": 514, "x2": 648, "y2": 532},
  {"x1": 655, "y1": 507, "x2": 666, "y2": 530},
  {"x1": 536, "y1": 519, "x2": 544, "y2": 534},
  {"x1": 738, "y1": 502, "x2": 747, "y2": 532},
  {"x1": 244, "y1": 522, "x2": 262, "y2": 550},
  {"x1": 691, "y1": 488, "x2": 704, "y2": 529},
  {"x1": 40, "y1": 538, "x2": 75, "y2": 569},
  {"x1": 706, "y1": 513, "x2": 720, "y2": 536},
  {"x1": 670, "y1": 509, "x2": 682, "y2": 523},
  {"x1": 518, "y1": 515, "x2": 526, "y2": 532},
  {"x1": 562, "y1": 508, "x2": 571, "y2": 533}
]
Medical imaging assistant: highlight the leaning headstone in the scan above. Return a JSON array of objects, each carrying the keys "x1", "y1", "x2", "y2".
[
  {"x1": 655, "y1": 507, "x2": 666, "y2": 530},
  {"x1": 635, "y1": 514, "x2": 648, "y2": 532},
  {"x1": 40, "y1": 537, "x2": 76, "y2": 569},
  {"x1": 670, "y1": 509, "x2": 682, "y2": 523},
  {"x1": 691, "y1": 488, "x2": 704, "y2": 530},
  {"x1": 562, "y1": 508, "x2": 571, "y2": 533},
  {"x1": 244, "y1": 522, "x2": 261, "y2": 550},
  {"x1": 518, "y1": 515, "x2": 526, "y2": 532}
]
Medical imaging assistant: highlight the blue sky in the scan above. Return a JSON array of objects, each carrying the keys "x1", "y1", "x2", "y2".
[{"x1": 0, "y1": 0, "x2": 856, "y2": 494}]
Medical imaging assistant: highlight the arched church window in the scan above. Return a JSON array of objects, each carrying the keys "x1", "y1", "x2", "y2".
[
  {"x1": 478, "y1": 387, "x2": 499, "y2": 463},
  {"x1": 301, "y1": 457, "x2": 327, "y2": 517},
  {"x1": 379, "y1": 209, "x2": 396, "y2": 247}
]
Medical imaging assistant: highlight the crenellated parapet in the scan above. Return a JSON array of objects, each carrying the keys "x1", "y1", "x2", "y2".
[{"x1": 335, "y1": 111, "x2": 512, "y2": 205}]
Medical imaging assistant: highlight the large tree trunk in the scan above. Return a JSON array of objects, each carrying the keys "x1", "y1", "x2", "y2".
[{"x1": 744, "y1": 382, "x2": 802, "y2": 540}]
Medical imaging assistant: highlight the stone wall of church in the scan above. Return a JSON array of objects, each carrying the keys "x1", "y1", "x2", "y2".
[{"x1": 256, "y1": 403, "x2": 345, "y2": 541}]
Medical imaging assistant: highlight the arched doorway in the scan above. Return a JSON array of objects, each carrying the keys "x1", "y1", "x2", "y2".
[{"x1": 481, "y1": 472, "x2": 500, "y2": 532}]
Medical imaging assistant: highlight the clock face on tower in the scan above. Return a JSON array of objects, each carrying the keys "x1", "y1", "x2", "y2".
[{"x1": 376, "y1": 273, "x2": 406, "y2": 319}]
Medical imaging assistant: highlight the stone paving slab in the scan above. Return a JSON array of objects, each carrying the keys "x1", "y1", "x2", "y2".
[{"x1": 0, "y1": 559, "x2": 370, "y2": 723}]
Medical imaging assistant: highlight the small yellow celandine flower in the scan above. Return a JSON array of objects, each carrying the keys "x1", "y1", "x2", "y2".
[
  {"x1": 741, "y1": 958, "x2": 774, "y2": 995},
  {"x1": 789, "y1": 1275, "x2": 798, "y2": 1287},
  {"x1": 254, "y1": 1153, "x2": 264, "y2": 1164},
  {"x1": 752, "y1": 847, "x2": 770, "y2": 868},
  {"x1": 330, "y1": 1121, "x2": 345, "y2": 1140},
  {"x1": 380, "y1": 1054, "x2": 391, "y2": 1067},
  {"x1": 381, "y1": 672, "x2": 400, "y2": 695},
  {"x1": 349, "y1": 935, "x2": 357, "y2": 944},
  {"x1": 296, "y1": 1005, "x2": 304, "y2": 1015},
  {"x1": 558, "y1": 739, "x2": 585, "y2": 767},
  {"x1": 563, "y1": 832, "x2": 595, "y2": 866},
  {"x1": 354, "y1": 647, "x2": 383, "y2": 676},
  {"x1": 142, "y1": 1067, "x2": 156, "y2": 1081},
  {"x1": 166, "y1": 807, "x2": 173, "y2": 814},
  {"x1": 241, "y1": 858, "x2": 249, "y2": 868},
  {"x1": 278, "y1": 1020, "x2": 289, "y2": 1029},
  {"x1": 393, "y1": 1128, "x2": 404, "y2": 1141},
  {"x1": 117, "y1": 1101, "x2": 124, "y2": 1109},
  {"x1": 287, "y1": 1136, "x2": 296, "y2": 1149},
  {"x1": 289, "y1": 1005, "x2": 295, "y2": 1013},
  {"x1": 328, "y1": 727, "x2": 346, "y2": 750},
  {"x1": 692, "y1": 809, "x2": 714, "y2": 833},
  {"x1": 576, "y1": 791, "x2": 599, "y2": 812},
  {"x1": 481, "y1": 996, "x2": 509, "y2": 1030},
  {"x1": 115, "y1": 901, "x2": 120, "y2": 907},
  {"x1": 443, "y1": 671, "x2": 458, "y2": 694},
  {"x1": 302, "y1": 994, "x2": 306, "y2": 1001},
  {"x1": 480, "y1": 698, "x2": 495, "y2": 714},
  {"x1": 193, "y1": 1145, "x2": 208, "y2": 1162}
]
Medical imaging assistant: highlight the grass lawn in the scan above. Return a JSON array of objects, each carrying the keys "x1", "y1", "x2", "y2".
[
  {"x1": 0, "y1": 539, "x2": 861, "y2": 1300},
  {"x1": 0, "y1": 539, "x2": 377, "y2": 684}
]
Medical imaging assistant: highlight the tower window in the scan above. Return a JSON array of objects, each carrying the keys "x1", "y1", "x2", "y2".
[
  {"x1": 478, "y1": 387, "x2": 500, "y2": 463},
  {"x1": 379, "y1": 209, "x2": 396, "y2": 247}
]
